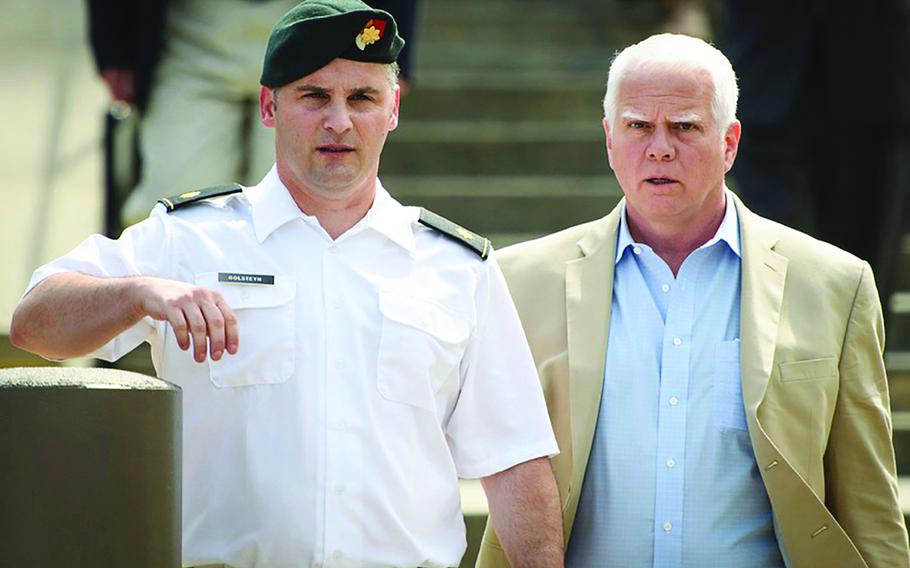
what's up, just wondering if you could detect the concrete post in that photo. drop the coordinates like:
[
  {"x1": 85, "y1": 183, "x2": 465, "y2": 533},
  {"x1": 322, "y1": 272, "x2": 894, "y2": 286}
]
[{"x1": 0, "y1": 367, "x2": 181, "y2": 567}]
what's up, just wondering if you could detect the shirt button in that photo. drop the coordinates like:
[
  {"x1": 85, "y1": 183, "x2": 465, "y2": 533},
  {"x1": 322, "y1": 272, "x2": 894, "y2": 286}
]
[
  {"x1": 669, "y1": 396, "x2": 679, "y2": 406},
  {"x1": 666, "y1": 458, "x2": 676, "y2": 468},
  {"x1": 333, "y1": 485, "x2": 345, "y2": 495},
  {"x1": 672, "y1": 337, "x2": 682, "y2": 346},
  {"x1": 333, "y1": 551, "x2": 344, "y2": 560},
  {"x1": 661, "y1": 283, "x2": 670, "y2": 293},
  {"x1": 334, "y1": 359, "x2": 343, "y2": 370},
  {"x1": 334, "y1": 419, "x2": 347, "y2": 430},
  {"x1": 663, "y1": 521, "x2": 673, "y2": 532},
  {"x1": 633, "y1": 246, "x2": 642, "y2": 255}
]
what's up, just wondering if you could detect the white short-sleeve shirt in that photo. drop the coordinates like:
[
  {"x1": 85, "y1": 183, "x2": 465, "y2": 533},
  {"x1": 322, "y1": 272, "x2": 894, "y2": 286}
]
[{"x1": 26, "y1": 166, "x2": 558, "y2": 568}]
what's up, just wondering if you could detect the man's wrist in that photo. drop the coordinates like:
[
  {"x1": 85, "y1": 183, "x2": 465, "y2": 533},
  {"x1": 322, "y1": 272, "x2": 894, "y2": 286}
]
[{"x1": 123, "y1": 276, "x2": 152, "y2": 323}]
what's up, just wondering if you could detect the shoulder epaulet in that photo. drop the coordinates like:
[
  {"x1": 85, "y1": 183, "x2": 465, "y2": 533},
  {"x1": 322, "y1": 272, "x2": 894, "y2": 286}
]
[
  {"x1": 417, "y1": 208, "x2": 491, "y2": 260},
  {"x1": 158, "y1": 183, "x2": 243, "y2": 212}
]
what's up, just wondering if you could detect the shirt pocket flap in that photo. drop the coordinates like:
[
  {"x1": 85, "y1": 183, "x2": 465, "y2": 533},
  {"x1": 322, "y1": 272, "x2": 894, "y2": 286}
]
[
  {"x1": 195, "y1": 272, "x2": 295, "y2": 309},
  {"x1": 379, "y1": 292, "x2": 469, "y2": 344},
  {"x1": 779, "y1": 357, "x2": 837, "y2": 382}
]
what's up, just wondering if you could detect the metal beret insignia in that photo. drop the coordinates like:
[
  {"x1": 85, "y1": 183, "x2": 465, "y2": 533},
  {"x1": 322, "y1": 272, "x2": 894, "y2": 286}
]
[{"x1": 355, "y1": 19, "x2": 386, "y2": 50}]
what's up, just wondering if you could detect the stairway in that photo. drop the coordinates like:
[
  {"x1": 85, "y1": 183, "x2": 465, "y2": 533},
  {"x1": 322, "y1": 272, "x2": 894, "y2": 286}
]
[{"x1": 381, "y1": 0, "x2": 673, "y2": 248}]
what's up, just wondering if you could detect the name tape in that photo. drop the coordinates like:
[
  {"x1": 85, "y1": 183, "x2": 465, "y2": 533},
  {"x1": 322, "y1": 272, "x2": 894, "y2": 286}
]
[{"x1": 217, "y1": 272, "x2": 275, "y2": 285}]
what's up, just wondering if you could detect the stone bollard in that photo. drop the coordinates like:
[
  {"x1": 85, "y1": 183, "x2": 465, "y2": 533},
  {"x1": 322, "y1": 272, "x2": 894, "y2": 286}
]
[{"x1": 0, "y1": 367, "x2": 181, "y2": 567}]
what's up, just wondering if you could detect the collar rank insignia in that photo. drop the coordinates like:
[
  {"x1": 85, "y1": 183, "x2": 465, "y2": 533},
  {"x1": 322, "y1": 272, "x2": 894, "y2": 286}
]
[
  {"x1": 158, "y1": 183, "x2": 243, "y2": 212},
  {"x1": 355, "y1": 19, "x2": 385, "y2": 51},
  {"x1": 418, "y1": 208, "x2": 491, "y2": 260}
]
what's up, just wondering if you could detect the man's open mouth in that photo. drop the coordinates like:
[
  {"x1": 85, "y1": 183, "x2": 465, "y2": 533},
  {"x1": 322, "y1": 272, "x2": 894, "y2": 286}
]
[
  {"x1": 317, "y1": 144, "x2": 354, "y2": 154},
  {"x1": 645, "y1": 177, "x2": 677, "y2": 185}
]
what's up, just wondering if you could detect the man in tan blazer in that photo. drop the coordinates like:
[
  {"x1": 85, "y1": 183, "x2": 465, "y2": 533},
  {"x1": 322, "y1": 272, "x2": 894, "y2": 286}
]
[{"x1": 478, "y1": 34, "x2": 909, "y2": 567}]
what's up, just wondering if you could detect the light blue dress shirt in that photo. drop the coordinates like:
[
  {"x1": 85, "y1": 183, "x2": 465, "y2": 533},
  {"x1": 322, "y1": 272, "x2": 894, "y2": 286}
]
[{"x1": 566, "y1": 193, "x2": 785, "y2": 568}]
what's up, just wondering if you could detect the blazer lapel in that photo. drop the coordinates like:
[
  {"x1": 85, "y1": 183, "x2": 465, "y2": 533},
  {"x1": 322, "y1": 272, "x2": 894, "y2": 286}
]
[
  {"x1": 565, "y1": 204, "x2": 621, "y2": 505},
  {"x1": 736, "y1": 194, "x2": 788, "y2": 416}
]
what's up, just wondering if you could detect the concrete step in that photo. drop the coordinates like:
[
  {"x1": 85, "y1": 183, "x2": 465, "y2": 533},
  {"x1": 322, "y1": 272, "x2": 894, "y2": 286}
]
[
  {"x1": 886, "y1": 294, "x2": 910, "y2": 350},
  {"x1": 419, "y1": 0, "x2": 664, "y2": 36},
  {"x1": 417, "y1": 42, "x2": 623, "y2": 71},
  {"x1": 384, "y1": 174, "x2": 621, "y2": 234},
  {"x1": 383, "y1": 119, "x2": 609, "y2": 178},
  {"x1": 889, "y1": 370, "x2": 910, "y2": 410},
  {"x1": 901, "y1": 477, "x2": 910, "y2": 528},
  {"x1": 415, "y1": 0, "x2": 668, "y2": 70},
  {"x1": 379, "y1": 144, "x2": 610, "y2": 175},
  {"x1": 893, "y1": 412, "x2": 910, "y2": 473},
  {"x1": 419, "y1": 20, "x2": 625, "y2": 45},
  {"x1": 421, "y1": 0, "x2": 631, "y2": 24},
  {"x1": 403, "y1": 79, "x2": 605, "y2": 121},
  {"x1": 413, "y1": 68, "x2": 610, "y2": 91},
  {"x1": 390, "y1": 120, "x2": 603, "y2": 143}
]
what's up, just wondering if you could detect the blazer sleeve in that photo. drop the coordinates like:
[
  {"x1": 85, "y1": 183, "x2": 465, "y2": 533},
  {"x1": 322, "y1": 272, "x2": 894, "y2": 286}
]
[
  {"x1": 824, "y1": 262, "x2": 910, "y2": 566},
  {"x1": 84, "y1": 0, "x2": 167, "y2": 109},
  {"x1": 86, "y1": 0, "x2": 135, "y2": 72}
]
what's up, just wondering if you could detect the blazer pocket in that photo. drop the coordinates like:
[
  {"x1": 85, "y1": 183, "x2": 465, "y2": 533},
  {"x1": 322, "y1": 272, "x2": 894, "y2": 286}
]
[{"x1": 778, "y1": 357, "x2": 837, "y2": 383}]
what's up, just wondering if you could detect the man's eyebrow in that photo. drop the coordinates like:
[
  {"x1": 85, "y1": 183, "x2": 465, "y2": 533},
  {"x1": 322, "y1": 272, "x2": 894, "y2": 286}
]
[
  {"x1": 292, "y1": 85, "x2": 383, "y2": 95},
  {"x1": 620, "y1": 111, "x2": 650, "y2": 122},
  {"x1": 348, "y1": 86, "x2": 381, "y2": 95},
  {"x1": 667, "y1": 112, "x2": 704, "y2": 123},
  {"x1": 293, "y1": 84, "x2": 328, "y2": 93}
]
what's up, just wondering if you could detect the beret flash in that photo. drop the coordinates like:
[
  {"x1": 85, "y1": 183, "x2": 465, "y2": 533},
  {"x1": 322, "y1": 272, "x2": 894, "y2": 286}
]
[{"x1": 260, "y1": 0, "x2": 405, "y2": 88}]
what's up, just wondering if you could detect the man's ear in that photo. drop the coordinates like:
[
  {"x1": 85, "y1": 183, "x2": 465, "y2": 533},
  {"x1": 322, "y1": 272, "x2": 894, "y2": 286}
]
[
  {"x1": 723, "y1": 120, "x2": 742, "y2": 172},
  {"x1": 603, "y1": 117, "x2": 614, "y2": 169},
  {"x1": 388, "y1": 85, "x2": 401, "y2": 132},
  {"x1": 260, "y1": 86, "x2": 276, "y2": 128}
]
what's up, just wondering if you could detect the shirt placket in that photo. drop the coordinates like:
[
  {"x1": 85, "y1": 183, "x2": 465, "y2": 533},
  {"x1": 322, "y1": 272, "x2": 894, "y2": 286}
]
[
  {"x1": 321, "y1": 243, "x2": 356, "y2": 567},
  {"x1": 652, "y1": 253, "x2": 700, "y2": 568}
]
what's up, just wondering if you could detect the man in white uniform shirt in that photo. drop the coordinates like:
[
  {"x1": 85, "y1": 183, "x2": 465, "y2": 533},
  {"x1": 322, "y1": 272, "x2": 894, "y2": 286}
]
[{"x1": 10, "y1": 1, "x2": 563, "y2": 566}]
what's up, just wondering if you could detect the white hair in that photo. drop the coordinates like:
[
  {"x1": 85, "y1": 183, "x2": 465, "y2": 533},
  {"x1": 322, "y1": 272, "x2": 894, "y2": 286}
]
[{"x1": 603, "y1": 33, "x2": 738, "y2": 131}]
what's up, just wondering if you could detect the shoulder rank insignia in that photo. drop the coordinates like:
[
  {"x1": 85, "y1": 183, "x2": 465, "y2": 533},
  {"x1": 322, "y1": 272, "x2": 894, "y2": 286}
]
[
  {"x1": 158, "y1": 183, "x2": 243, "y2": 212},
  {"x1": 418, "y1": 208, "x2": 491, "y2": 260}
]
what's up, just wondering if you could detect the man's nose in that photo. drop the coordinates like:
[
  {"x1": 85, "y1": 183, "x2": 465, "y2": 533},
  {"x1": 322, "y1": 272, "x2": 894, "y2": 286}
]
[
  {"x1": 646, "y1": 128, "x2": 675, "y2": 161},
  {"x1": 323, "y1": 101, "x2": 353, "y2": 134}
]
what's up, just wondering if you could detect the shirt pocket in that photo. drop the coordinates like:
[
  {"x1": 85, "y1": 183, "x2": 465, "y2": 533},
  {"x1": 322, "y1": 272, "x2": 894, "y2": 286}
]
[
  {"x1": 713, "y1": 339, "x2": 747, "y2": 430},
  {"x1": 376, "y1": 291, "x2": 470, "y2": 412},
  {"x1": 195, "y1": 272, "x2": 296, "y2": 388}
]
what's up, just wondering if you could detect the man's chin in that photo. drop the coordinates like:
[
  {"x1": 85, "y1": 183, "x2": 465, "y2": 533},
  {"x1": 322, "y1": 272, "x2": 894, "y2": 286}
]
[{"x1": 309, "y1": 170, "x2": 374, "y2": 194}]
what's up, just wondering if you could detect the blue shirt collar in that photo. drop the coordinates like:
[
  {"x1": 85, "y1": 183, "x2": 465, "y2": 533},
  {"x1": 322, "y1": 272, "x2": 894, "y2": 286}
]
[{"x1": 616, "y1": 188, "x2": 741, "y2": 264}]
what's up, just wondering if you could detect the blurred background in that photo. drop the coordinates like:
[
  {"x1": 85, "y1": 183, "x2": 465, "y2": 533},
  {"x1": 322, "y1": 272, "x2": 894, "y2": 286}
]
[{"x1": 2, "y1": 0, "x2": 909, "y2": 564}]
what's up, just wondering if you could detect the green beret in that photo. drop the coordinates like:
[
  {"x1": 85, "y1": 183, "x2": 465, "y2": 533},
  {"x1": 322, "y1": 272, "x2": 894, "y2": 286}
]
[{"x1": 260, "y1": 0, "x2": 405, "y2": 88}]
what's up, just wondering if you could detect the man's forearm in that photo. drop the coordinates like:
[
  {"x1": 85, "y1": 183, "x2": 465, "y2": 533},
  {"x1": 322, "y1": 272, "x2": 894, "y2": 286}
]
[
  {"x1": 481, "y1": 457, "x2": 564, "y2": 567},
  {"x1": 10, "y1": 273, "x2": 145, "y2": 360}
]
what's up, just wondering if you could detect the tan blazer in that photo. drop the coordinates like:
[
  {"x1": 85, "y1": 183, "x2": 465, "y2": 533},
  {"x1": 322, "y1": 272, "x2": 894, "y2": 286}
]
[{"x1": 477, "y1": 195, "x2": 909, "y2": 568}]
